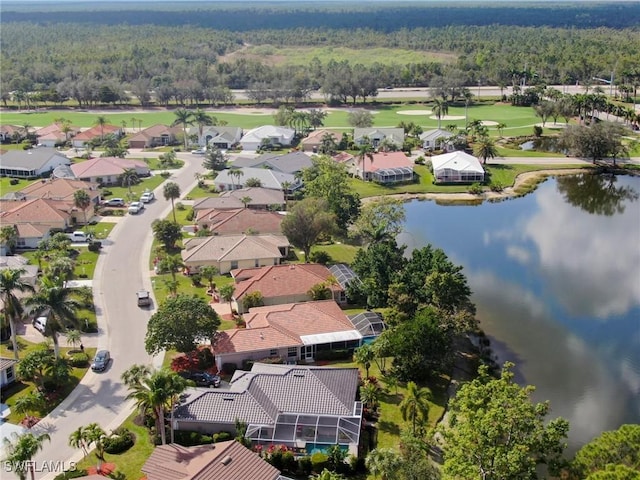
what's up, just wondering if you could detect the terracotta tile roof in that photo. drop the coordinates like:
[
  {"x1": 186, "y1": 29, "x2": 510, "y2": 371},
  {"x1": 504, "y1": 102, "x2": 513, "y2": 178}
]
[
  {"x1": 214, "y1": 300, "x2": 356, "y2": 354},
  {"x1": 0, "y1": 198, "x2": 72, "y2": 224},
  {"x1": 232, "y1": 263, "x2": 342, "y2": 301},
  {"x1": 15, "y1": 223, "x2": 50, "y2": 238},
  {"x1": 195, "y1": 208, "x2": 284, "y2": 235},
  {"x1": 182, "y1": 235, "x2": 288, "y2": 264},
  {"x1": 141, "y1": 441, "x2": 281, "y2": 480},
  {"x1": 332, "y1": 152, "x2": 354, "y2": 163},
  {"x1": 71, "y1": 157, "x2": 149, "y2": 178},
  {"x1": 73, "y1": 124, "x2": 121, "y2": 141},
  {"x1": 19, "y1": 178, "x2": 100, "y2": 201},
  {"x1": 300, "y1": 129, "x2": 340, "y2": 145},
  {"x1": 357, "y1": 151, "x2": 414, "y2": 173}
]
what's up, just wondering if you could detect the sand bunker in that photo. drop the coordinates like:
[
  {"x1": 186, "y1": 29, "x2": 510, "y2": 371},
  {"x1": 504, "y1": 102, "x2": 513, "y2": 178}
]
[
  {"x1": 430, "y1": 115, "x2": 465, "y2": 121},
  {"x1": 536, "y1": 122, "x2": 567, "y2": 128},
  {"x1": 481, "y1": 120, "x2": 499, "y2": 126},
  {"x1": 397, "y1": 109, "x2": 432, "y2": 116}
]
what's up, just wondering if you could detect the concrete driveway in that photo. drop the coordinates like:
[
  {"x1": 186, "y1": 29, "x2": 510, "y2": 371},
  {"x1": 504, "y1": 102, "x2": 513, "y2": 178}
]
[{"x1": 14, "y1": 152, "x2": 203, "y2": 480}]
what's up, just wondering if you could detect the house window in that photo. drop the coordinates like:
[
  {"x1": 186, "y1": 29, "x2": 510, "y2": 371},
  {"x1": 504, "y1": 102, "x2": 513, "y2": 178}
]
[
  {"x1": 6, "y1": 366, "x2": 14, "y2": 380},
  {"x1": 17, "y1": 238, "x2": 26, "y2": 247},
  {"x1": 287, "y1": 347, "x2": 297, "y2": 358},
  {"x1": 230, "y1": 261, "x2": 238, "y2": 270},
  {"x1": 255, "y1": 259, "x2": 260, "y2": 267},
  {"x1": 270, "y1": 349, "x2": 278, "y2": 356}
]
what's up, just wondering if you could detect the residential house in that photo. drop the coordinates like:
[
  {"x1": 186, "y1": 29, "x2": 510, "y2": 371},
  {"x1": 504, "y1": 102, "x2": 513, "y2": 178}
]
[
  {"x1": 0, "y1": 148, "x2": 71, "y2": 178},
  {"x1": 71, "y1": 124, "x2": 123, "y2": 148},
  {"x1": 71, "y1": 157, "x2": 150, "y2": 185},
  {"x1": 299, "y1": 129, "x2": 340, "y2": 153},
  {"x1": 0, "y1": 199, "x2": 73, "y2": 248},
  {"x1": 190, "y1": 125, "x2": 243, "y2": 150},
  {"x1": 1, "y1": 125, "x2": 24, "y2": 143},
  {"x1": 213, "y1": 300, "x2": 365, "y2": 370},
  {"x1": 193, "y1": 187, "x2": 285, "y2": 211},
  {"x1": 141, "y1": 441, "x2": 287, "y2": 480},
  {"x1": 127, "y1": 124, "x2": 181, "y2": 149},
  {"x1": 420, "y1": 128, "x2": 455, "y2": 151},
  {"x1": 195, "y1": 208, "x2": 284, "y2": 235},
  {"x1": 353, "y1": 127, "x2": 404, "y2": 149},
  {"x1": 0, "y1": 255, "x2": 39, "y2": 285},
  {"x1": 230, "y1": 263, "x2": 345, "y2": 314},
  {"x1": 181, "y1": 234, "x2": 289, "y2": 274},
  {"x1": 332, "y1": 152, "x2": 355, "y2": 165},
  {"x1": 0, "y1": 358, "x2": 17, "y2": 388},
  {"x1": 431, "y1": 151, "x2": 485, "y2": 183},
  {"x1": 173, "y1": 363, "x2": 362, "y2": 456},
  {"x1": 347, "y1": 150, "x2": 414, "y2": 183},
  {"x1": 239, "y1": 126, "x2": 295, "y2": 152},
  {"x1": 35, "y1": 123, "x2": 81, "y2": 147},
  {"x1": 232, "y1": 152, "x2": 312, "y2": 175},
  {"x1": 213, "y1": 168, "x2": 300, "y2": 193},
  {"x1": 17, "y1": 177, "x2": 101, "y2": 220}
]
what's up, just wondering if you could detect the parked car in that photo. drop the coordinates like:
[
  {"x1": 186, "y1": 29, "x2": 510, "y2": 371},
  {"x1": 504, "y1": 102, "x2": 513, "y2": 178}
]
[
  {"x1": 178, "y1": 371, "x2": 221, "y2": 388},
  {"x1": 91, "y1": 350, "x2": 111, "y2": 372},
  {"x1": 191, "y1": 148, "x2": 206, "y2": 155},
  {"x1": 128, "y1": 201, "x2": 144, "y2": 214},
  {"x1": 103, "y1": 198, "x2": 125, "y2": 207},
  {"x1": 33, "y1": 316, "x2": 48, "y2": 334},
  {"x1": 140, "y1": 191, "x2": 154, "y2": 203},
  {"x1": 136, "y1": 289, "x2": 151, "y2": 307},
  {"x1": 66, "y1": 231, "x2": 91, "y2": 243}
]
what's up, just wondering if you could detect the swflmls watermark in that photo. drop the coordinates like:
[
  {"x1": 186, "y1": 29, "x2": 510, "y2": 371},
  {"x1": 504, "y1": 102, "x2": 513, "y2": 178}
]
[{"x1": 3, "y1": 460, "x2": 77, "y2": 473}]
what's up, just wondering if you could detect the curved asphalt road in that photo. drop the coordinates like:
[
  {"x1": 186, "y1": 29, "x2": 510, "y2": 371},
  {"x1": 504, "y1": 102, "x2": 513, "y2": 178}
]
[{"x1": 16, "y1": 154, "x2": 203, "y2": 480}]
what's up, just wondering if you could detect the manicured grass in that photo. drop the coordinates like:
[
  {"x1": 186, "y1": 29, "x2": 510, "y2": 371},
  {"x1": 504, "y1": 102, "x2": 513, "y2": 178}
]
[
  {"x1": 0, "y1": 177, "x2": 32, "y2": 194},
  {"x1": 495, "y1": 146, "x2": 562, "y2": 158},
  {"x1": 329, "y1": 359, "x2": 447, "y2": 451},
  {"x1": 140, "y1": 157, "x2": 184, "y2": 170},
  {"x1": 310, "y1": 242, "x2": 360, "y2": 265},
  {"x1": 0, "y1": 103, "x2": 546, "y2": 132},
  {"x1": 101, "y1": 174, "x2": 166, "y2": 201},
  {"x1": 0, "y1": 339, "x2": 96, "y2": 424},
  {"x1": 185, "y1": 183, "x2": 217, "y2": 199},
  {"x1": 73, "y1": 412, "x2": 156, "y2": 480},
  {"x1": 484, "y1": 163, "x2": 591, "y2": 188}
]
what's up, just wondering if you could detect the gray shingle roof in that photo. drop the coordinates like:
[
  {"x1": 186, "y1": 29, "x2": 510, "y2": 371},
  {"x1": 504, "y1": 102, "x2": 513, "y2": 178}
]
[
  {"x1": 232, "y1": 152, "x2": 313, "y2": 174},
  {"x1": 174, "y1": 364, "x2": 359, "y2": 426},
  {"x1": 0, "y1": 148, "x2": 69, "y2": 170}
]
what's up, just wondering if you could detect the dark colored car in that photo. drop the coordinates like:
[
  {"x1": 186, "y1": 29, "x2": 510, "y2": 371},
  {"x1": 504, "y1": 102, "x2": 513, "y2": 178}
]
[
  {"x1": 136, "y1": 290, "x2": 151, "y2": 307},
  {"x1": 91, "y1": 350, "x2": 111, "y2": 372},
  {"x1": 179, "y1": 371, "x2": 221, "y2": 388}
]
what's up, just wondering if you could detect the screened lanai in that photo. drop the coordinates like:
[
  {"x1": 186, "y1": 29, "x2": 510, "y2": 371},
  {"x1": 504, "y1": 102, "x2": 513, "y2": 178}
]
[
  {"x1": 349, "y1": 311, "x2": 386, "y2": 338},
  {"x1": 372, "y1": 166, "x2": 414, "y2": 184},
  {"x1": 245, "y1": 404, "x2": 363, "y2": 452}
]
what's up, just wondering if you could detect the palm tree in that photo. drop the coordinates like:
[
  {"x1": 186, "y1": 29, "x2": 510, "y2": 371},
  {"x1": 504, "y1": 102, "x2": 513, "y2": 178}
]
[
  {"x1": 280, "y1": 181, "x2": 292, "y2": 211},
  {"x1": 158, "y1": 255, "x2": 183, "y2": 283},
  {"x1": 365, "y1": 448, "x2": 402, "y2": 480},
  {"x1": 240, "y1": 196, "x2": 252, "y2": 208},
  {"x1": 119, "y1": 168, "x2": 139, "y2": 200},
  {"x1": 219, "y1": 284, "x2": 235, "y2": 312},
  {"x1": 163, "y1": 181, "x2": 181, "y2": 223},
  {"x1": 124, "y1": 368, "x2": 188, "y2": 445},
  {"x1": 94, "y1": 116, "x2": 108, "y2": 142},
  {"x1": 313, "y1": 469, "x2": 345, "y2": 480},
  {"x1": 462, "y1": 88, "x2": 474, "y2": 127},
  {"x1": 171, "y1": 108, "x2": 194, "y2": 150},
  {"x1": 432, "y1": 98, "x2": 449, "y2": 129},
  {"x1": 25, "y1": 281, "x2": 85, "y2": 358},
  {"x1": 21, "y1": 122, "x2": 32, "y2": 142},
  {"x1": 353, "y1": 344, "x2": 375, "y2": 378},
  {"x1": 496, "y1": 122, "x2": 507, "y2": 137},
  {"x1": 229, "y1": 169, "x2": 244, "y2": 190},
  {"x1": 0, "y1": 268, "x2": 35, "y2": 360},
  {"x1": 68, "y1": 426, "x2": 90, "y2": 458},
  {"x1": 65, "y1": 329, "x2": 82, "y2": 350},
  {"x1": 199, "y1": 265, "x2": 219, "y2": 293},
  {"x1": 360, "y1": 381, "x2": 380, "y2": 410},
  {"x1": 356, "y1": 137, "x2": 374, "y2": 181},
  {"x1": 400, "y1": 381, "x2": 431, "y2": 435},
  {"x1": 3, "y1": 431, "x2": 51, "y2": 480},
  {"x1": 192, "y1": 108, "x2": 213, "y2": 145},
  {"x1": 473, "y1": 135, "x2": 498, "y2": 165},
  {"x1": 0, "y1": 225, "x2": 19, "y2": 254},
  {"x1": 121, "y1": 363, "x2": 152, "y2": 388},
  {"x1": 73, "y1": 189, "x2": 92, "y2": 226}
]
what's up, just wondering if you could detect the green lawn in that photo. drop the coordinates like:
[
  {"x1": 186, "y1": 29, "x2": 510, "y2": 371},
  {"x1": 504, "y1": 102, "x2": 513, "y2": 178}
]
[
  {"x1": 73, "y1": 412, "x2": 156, "y2": 480},
  {"x1": 0, "y1": 339, "x2": 96, "y2": 424},
  {"x1": 310, "y1": 242, "x2": 360, "y2": 265},
  {"x1": 0, "y1": 103, "x2": 548, "y2": 133},
  {"x1": 140, "y1": 157, "x2": 184, "y2": 170},
  {"x1": 101, "y1": 174, "x2": 166, "y2": 201},
  {"x1": 184, "y1": 183, "x2": 217, "y2": 199},
  {"x1": 0, "y1": 177, "x2": 32, "y2": 194}
]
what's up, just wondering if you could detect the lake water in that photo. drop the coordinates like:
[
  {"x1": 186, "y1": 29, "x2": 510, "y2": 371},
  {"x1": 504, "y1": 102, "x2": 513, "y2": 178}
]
[{"x1": 399, "y1": 174, "x2": 640, "y2": 452}]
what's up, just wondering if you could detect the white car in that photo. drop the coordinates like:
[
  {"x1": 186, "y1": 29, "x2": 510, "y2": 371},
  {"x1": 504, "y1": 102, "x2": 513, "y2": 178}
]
[
  {"x1": 191, "y1": 148, "x2": 206, "y2": 155},
  {"x1": 140, "y1": 191, "x2": 154, "y2": 203},
  {"x1": 128, "y1": 201, "x2": 145, "y2": 214}
]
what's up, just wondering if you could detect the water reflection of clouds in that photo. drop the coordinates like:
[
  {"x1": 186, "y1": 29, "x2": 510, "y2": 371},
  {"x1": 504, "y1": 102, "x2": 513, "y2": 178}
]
[
  {"x1": 521, "y1": 185, "x2": 640, "y2": 318},
  {"x1": 470, "y1": 270, "x2": 633, "y2": 451}
]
